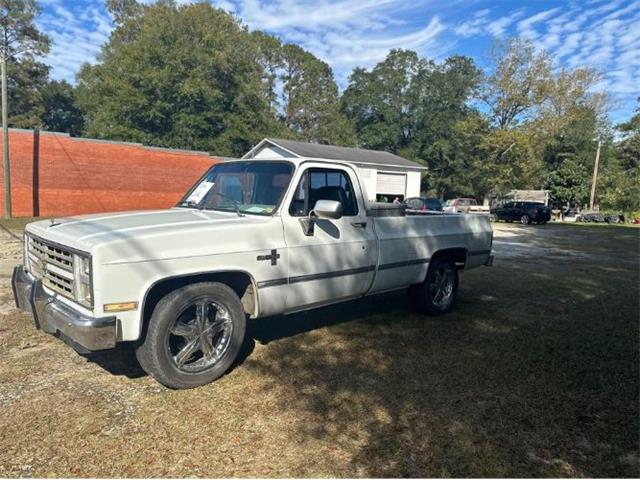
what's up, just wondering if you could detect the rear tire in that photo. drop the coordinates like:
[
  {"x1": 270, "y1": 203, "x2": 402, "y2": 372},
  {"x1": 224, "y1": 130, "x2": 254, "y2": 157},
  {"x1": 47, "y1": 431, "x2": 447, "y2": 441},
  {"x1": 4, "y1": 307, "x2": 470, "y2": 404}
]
[
  {"x1": 409, "y1": 257, "x2": 459, "y2": 315},
  {"x1": 136, "y1": 282, "x2": 246, "y2": 389}
]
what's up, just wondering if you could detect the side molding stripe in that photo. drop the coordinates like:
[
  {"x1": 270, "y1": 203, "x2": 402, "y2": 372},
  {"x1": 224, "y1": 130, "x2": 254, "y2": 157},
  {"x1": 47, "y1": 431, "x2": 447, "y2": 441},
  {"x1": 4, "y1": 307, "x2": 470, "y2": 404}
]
[
  {"x1": 257, "y1": 257, "x2": 433, "y2": 289},
  {"x1": 377, "y1": 257, "x2": 430, "y2": 270},
  {"x1": 256, "y1": 278, "x2": 288, "y2": 288},
  {"x1": 289, "y1": 265, "x2": 375, "y2": 284}
]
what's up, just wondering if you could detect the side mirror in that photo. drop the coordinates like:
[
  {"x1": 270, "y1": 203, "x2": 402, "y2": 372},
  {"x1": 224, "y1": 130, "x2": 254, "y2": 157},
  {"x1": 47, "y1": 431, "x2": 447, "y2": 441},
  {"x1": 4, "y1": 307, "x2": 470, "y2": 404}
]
[{"x1": 311, "y1": 200, "x2": 343, "y2": 220}]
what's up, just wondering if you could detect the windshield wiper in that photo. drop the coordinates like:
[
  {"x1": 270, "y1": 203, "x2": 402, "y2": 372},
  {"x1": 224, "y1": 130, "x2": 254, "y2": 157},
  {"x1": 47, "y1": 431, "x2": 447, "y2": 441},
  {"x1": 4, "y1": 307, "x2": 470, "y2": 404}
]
[
  {"x1": 180, "y1": 200, "x2": 205, "y2": 210},
  {"x1": 233, "y1": 202, "x2": 245, "y2": 217}
]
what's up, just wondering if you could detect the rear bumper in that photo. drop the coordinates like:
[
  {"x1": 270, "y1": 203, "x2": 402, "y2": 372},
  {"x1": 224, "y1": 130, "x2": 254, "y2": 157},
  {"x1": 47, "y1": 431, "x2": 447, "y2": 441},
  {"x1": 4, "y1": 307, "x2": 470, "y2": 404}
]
[{"x1": 12, "y1": 265, "x2": 116, "y2": 352}]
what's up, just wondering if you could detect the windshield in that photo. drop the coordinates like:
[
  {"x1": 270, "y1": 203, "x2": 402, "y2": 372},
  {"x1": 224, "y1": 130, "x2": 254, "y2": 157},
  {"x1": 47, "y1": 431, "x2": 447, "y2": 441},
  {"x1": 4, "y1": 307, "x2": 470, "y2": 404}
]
[{"x1": 177, "y1": 161, "x2": 293, "y2": 216}]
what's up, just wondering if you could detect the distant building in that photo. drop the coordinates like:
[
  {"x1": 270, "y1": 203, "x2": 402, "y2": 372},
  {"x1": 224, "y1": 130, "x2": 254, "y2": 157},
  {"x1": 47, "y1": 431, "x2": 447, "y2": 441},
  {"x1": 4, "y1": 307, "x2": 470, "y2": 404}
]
[{"x1": 243, "y1": 138, "x2": 425, "y2": 202}]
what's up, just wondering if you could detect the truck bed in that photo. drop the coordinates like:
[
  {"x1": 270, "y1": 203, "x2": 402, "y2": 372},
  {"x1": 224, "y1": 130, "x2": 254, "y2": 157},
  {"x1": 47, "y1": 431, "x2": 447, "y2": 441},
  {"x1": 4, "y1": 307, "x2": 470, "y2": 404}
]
[{"x1": 367, "y1": 213, "x2": 492, "y2": 293}]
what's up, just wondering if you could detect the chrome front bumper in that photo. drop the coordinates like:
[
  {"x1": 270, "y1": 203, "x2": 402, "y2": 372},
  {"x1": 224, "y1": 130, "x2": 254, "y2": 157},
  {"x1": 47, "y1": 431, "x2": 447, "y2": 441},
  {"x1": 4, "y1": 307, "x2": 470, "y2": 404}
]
[{"x1": 12, "y1": 265, "x2": 116, "y2": 352}]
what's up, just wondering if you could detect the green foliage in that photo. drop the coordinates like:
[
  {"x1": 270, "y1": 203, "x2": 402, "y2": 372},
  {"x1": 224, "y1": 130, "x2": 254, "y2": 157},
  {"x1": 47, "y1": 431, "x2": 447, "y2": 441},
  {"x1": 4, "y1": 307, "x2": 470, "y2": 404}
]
[
  {"x1": 0, "y1": 0, "x2": 50, "y2": 60},
  {"x1": 1, "y1": 0, "x2": 51, "y2": 128},
  {"x1": 40, "y1": 80, "x2": 84, "y2": 135},
  {"x1": 77, "y1": 2, "x2": 282, "y2": 156},
  {"x1": 477, "y1": 39, "x2": 605, "y2": 201},
  {"x1": 599, "y1": 99, "x2": 640, "y2": 212},
  {"x1": 545, "y1": 159, "x2": 590, "y2": 207},
  {"x1": 615, "y1": 98, "x2": 640, "y2": 172},
  {"x1": 76, "y1": 1, "x2": 352, "y2": 155},
  {"x1": 280, "y1": 43, "x2": 354, "y2": 145},
  {"x1": 341, "y1": 50, "x2": 482, "y2": 197},
  {"x1": 481, "y1": 127, "x2": 544, "y2": 192},
  {"x1": 480, "y1": 38, "x2": 553, "y2": 129},
  {"x1": 5, "y1": 58, "x2": 48, "y2": 127}
]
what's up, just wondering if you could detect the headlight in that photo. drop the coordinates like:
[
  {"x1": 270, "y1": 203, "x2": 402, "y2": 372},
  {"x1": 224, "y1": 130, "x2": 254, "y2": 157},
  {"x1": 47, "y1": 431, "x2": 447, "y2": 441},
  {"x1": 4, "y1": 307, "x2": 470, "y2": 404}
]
[{"x1": 73, "y1": 253, "x2": 93, "y2": 308}]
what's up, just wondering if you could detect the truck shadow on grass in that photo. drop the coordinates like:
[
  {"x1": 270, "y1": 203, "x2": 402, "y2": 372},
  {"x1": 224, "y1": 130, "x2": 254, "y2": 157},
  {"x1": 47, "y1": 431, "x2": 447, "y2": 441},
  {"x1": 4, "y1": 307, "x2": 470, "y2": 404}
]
[{"x1": 84, "y1": 289, "x2": 411, "y2": 380}]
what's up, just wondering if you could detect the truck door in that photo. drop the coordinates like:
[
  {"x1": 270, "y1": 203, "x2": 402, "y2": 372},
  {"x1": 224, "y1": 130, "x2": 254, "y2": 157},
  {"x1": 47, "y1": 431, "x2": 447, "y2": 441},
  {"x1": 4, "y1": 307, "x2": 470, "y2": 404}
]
[{"x1": 281, "y1": 163, "x2": 377, "y2": 311}]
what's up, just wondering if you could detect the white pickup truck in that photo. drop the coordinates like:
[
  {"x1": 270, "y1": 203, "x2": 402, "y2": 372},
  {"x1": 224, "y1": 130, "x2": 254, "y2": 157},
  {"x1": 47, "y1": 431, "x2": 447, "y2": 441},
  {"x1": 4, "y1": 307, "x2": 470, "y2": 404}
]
[{"x1": 13, "y1": 157, "x2": 493, "y2": 388}]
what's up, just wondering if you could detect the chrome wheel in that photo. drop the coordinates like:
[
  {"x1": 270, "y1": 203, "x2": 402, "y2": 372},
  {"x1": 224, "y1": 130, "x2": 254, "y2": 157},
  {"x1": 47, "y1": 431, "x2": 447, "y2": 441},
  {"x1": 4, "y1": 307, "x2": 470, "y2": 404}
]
[
  {"x1": 428, "y1": 265, "x2": 455, "y2": 308},
  {"x1": 167, "y1": 299, "x2": 233, "y2": 373}
]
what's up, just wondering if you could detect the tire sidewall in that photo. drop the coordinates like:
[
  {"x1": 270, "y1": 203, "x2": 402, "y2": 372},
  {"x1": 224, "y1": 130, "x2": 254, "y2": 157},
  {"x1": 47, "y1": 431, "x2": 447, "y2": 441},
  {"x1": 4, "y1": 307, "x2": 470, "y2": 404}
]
[
  {"x1": 410, "y1": 257, "x2": 459, "y2": 315},
  {"x1": 141, "y1": 282, "x2": 246, "y2": 389},
  {"x1": 521, "y1": 214, "x2": 530, "y2": 225}
]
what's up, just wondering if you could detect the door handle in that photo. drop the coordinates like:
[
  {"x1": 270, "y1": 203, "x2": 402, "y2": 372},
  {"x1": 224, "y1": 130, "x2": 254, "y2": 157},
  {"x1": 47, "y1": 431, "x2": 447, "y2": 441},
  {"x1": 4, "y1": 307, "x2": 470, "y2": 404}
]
[{"x1": 351, "y1": 221, "x2": 367, "y2": 228}]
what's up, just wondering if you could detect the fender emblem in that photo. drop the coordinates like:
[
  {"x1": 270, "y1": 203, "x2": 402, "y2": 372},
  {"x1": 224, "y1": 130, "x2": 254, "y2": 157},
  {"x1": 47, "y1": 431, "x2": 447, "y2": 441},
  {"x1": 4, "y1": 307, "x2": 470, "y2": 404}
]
[{"x1": 257, "y1": 249, "x2": 280, "y2": 266}]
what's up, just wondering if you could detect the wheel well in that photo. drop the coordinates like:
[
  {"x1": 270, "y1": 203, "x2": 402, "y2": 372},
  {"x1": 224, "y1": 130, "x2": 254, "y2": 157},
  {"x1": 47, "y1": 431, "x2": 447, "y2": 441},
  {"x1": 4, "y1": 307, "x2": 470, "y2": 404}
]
[
  {"x1": 140, "y1": 271, "x2": 256, "y2": 338},
  {"x1": 431, "y1": 248, "x2": 467, "y2": 270}
]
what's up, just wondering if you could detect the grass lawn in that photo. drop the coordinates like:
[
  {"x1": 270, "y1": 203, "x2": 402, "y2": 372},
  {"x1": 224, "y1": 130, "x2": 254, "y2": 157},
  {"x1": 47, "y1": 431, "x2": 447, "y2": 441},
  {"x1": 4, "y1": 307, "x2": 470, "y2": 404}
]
[{"x1": 0, "y1": 222, "x2": 638, "y2": 477}]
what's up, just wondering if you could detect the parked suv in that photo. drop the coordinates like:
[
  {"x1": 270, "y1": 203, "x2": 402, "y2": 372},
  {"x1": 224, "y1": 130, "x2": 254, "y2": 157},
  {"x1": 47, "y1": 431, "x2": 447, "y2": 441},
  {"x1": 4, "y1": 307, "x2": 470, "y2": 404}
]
[
  {"x1": 490, "y1": 201, "x2": 551, "y2": 225},
  {"x1": 404, "y1": 197, "x2": 443, "y2": 212}
]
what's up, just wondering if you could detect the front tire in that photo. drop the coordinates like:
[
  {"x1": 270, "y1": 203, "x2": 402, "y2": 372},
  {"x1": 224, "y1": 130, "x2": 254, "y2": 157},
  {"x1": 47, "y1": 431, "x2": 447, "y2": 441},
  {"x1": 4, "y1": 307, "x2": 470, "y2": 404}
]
[
  {"x1": 136, "y1": 282, "x2": 246, "y2": 389},
  {"x1": 520, "y1": 214, "x2": 531, "y2": 225},
  {"x1": 409, "y1": 257, "x2": 459, "y2": 315}
]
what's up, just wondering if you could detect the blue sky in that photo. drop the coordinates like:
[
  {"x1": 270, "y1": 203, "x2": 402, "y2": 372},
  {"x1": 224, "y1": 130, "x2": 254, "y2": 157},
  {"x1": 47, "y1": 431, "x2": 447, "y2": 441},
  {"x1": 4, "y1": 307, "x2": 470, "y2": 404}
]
[{"x1": 37, "y1": 0, "x2": 639, "y2": 123}]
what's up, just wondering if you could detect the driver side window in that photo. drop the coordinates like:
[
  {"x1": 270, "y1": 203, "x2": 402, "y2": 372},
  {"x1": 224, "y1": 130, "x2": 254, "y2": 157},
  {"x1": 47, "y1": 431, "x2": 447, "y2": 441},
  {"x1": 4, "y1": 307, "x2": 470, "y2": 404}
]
[{"x1": 289, "y1": 168, "x2": 358, "y2": 217}]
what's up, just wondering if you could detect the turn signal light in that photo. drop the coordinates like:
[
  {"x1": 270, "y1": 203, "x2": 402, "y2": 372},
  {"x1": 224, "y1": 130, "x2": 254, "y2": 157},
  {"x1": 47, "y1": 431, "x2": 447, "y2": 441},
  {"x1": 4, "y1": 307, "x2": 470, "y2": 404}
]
[{"x1": 103, "y1": 302, "x2": 138, "y2": 313}]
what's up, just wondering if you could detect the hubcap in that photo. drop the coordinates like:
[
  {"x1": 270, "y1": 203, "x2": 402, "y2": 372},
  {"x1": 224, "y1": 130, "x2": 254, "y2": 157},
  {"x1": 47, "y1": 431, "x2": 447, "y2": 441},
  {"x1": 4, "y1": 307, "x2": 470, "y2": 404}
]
[
  {"x1": 167, "y1": 299, "x2": 233, "y2": 373},
  {"x1": 429, "y1": 266, "x2": 454, "y2": 307}
]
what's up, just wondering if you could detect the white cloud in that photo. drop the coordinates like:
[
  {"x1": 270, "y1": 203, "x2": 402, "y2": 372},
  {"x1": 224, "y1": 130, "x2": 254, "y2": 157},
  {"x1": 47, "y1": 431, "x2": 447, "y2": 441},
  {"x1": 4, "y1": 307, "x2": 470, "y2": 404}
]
[
  {"x1": 216, "y1": 0, "x2": 448, "y2": 86},
  {"x1": 454, "y1": 9, "x2": 490, "y2": 37},
  {"x1": 486, "y1": 10, "x2": 524, "y2": 38},
  {"x1": 452, "y1": 0, "x2": 640, "y2": 121},
  {"x1": 516, "y1": 7, "x2": 562, "y2": 40},
  {"x1": 37, "y1": 0, "x2": 112, "y2": 82}
]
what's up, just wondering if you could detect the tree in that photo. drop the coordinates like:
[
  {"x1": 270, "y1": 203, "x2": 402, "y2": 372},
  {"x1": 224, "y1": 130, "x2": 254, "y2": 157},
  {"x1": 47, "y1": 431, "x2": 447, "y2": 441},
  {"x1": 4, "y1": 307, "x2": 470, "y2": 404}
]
[
  {"x1": 5, "y1": 57, "x2": 48, "y2": 127},
  {"x1": 280, "y1": 44, "x2": 354, "y2": 145},
  {"x1": 615, "y1": 98, "x2": 640, "y2": 172},
  {"x1": 599, "y1": 99, "x2": 640, "y2": 212},
  {"x1": 0, "y1": 0, "x2": 51, "y2": 217},
  {"x1": 481, "y1": 127, "x2": 544, "y2": 193},
  {"x1": 342, "y1": 50, "x2": 483, "y2": 197},
  {"x1": 479, "y1": 38, "x2": 609, "y2": 200},
  {"x1": 250, "y1": 31, "x2": 283, "y2": 116},
  {"x1": 342, "y1": 50, "x2": 424, "y2": 153},
  {"x1": 480, "y1": 38, "x2": 552, "y2": 129},
  {"x1": 40, "y1": 80, "x2": 84, "y2": 135},
  {"x1": 545, "y1": 159, "x2": 590, "y2": 208},
  {"x1": 77, "y1": 2, "x2": 280, "y2": 157}
]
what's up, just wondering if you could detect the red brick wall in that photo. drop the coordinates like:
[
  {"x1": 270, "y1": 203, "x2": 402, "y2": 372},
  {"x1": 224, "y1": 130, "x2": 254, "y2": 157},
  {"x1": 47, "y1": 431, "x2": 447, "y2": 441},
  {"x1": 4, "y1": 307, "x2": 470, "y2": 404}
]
[{"x1": 0, "y1": 129, "x2": 220, "y2": 217}]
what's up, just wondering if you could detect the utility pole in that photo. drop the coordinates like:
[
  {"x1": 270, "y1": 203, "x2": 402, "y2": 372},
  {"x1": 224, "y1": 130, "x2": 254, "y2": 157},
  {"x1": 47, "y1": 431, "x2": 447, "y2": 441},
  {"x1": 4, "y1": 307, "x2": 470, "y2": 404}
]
[
  {"x1": 1, "y1": 57, "x2": 10, "y2": 218},
  {"x1": 589, "y1": 139, "x2": 602, "y2": 211}
]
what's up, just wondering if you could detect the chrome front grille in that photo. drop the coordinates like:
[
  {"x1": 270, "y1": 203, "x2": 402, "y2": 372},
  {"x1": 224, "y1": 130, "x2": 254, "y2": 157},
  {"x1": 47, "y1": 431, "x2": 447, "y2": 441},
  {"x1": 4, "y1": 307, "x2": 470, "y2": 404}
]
[{"x1": 27, "y1": 236, "x2": 76, "y2": 300}]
